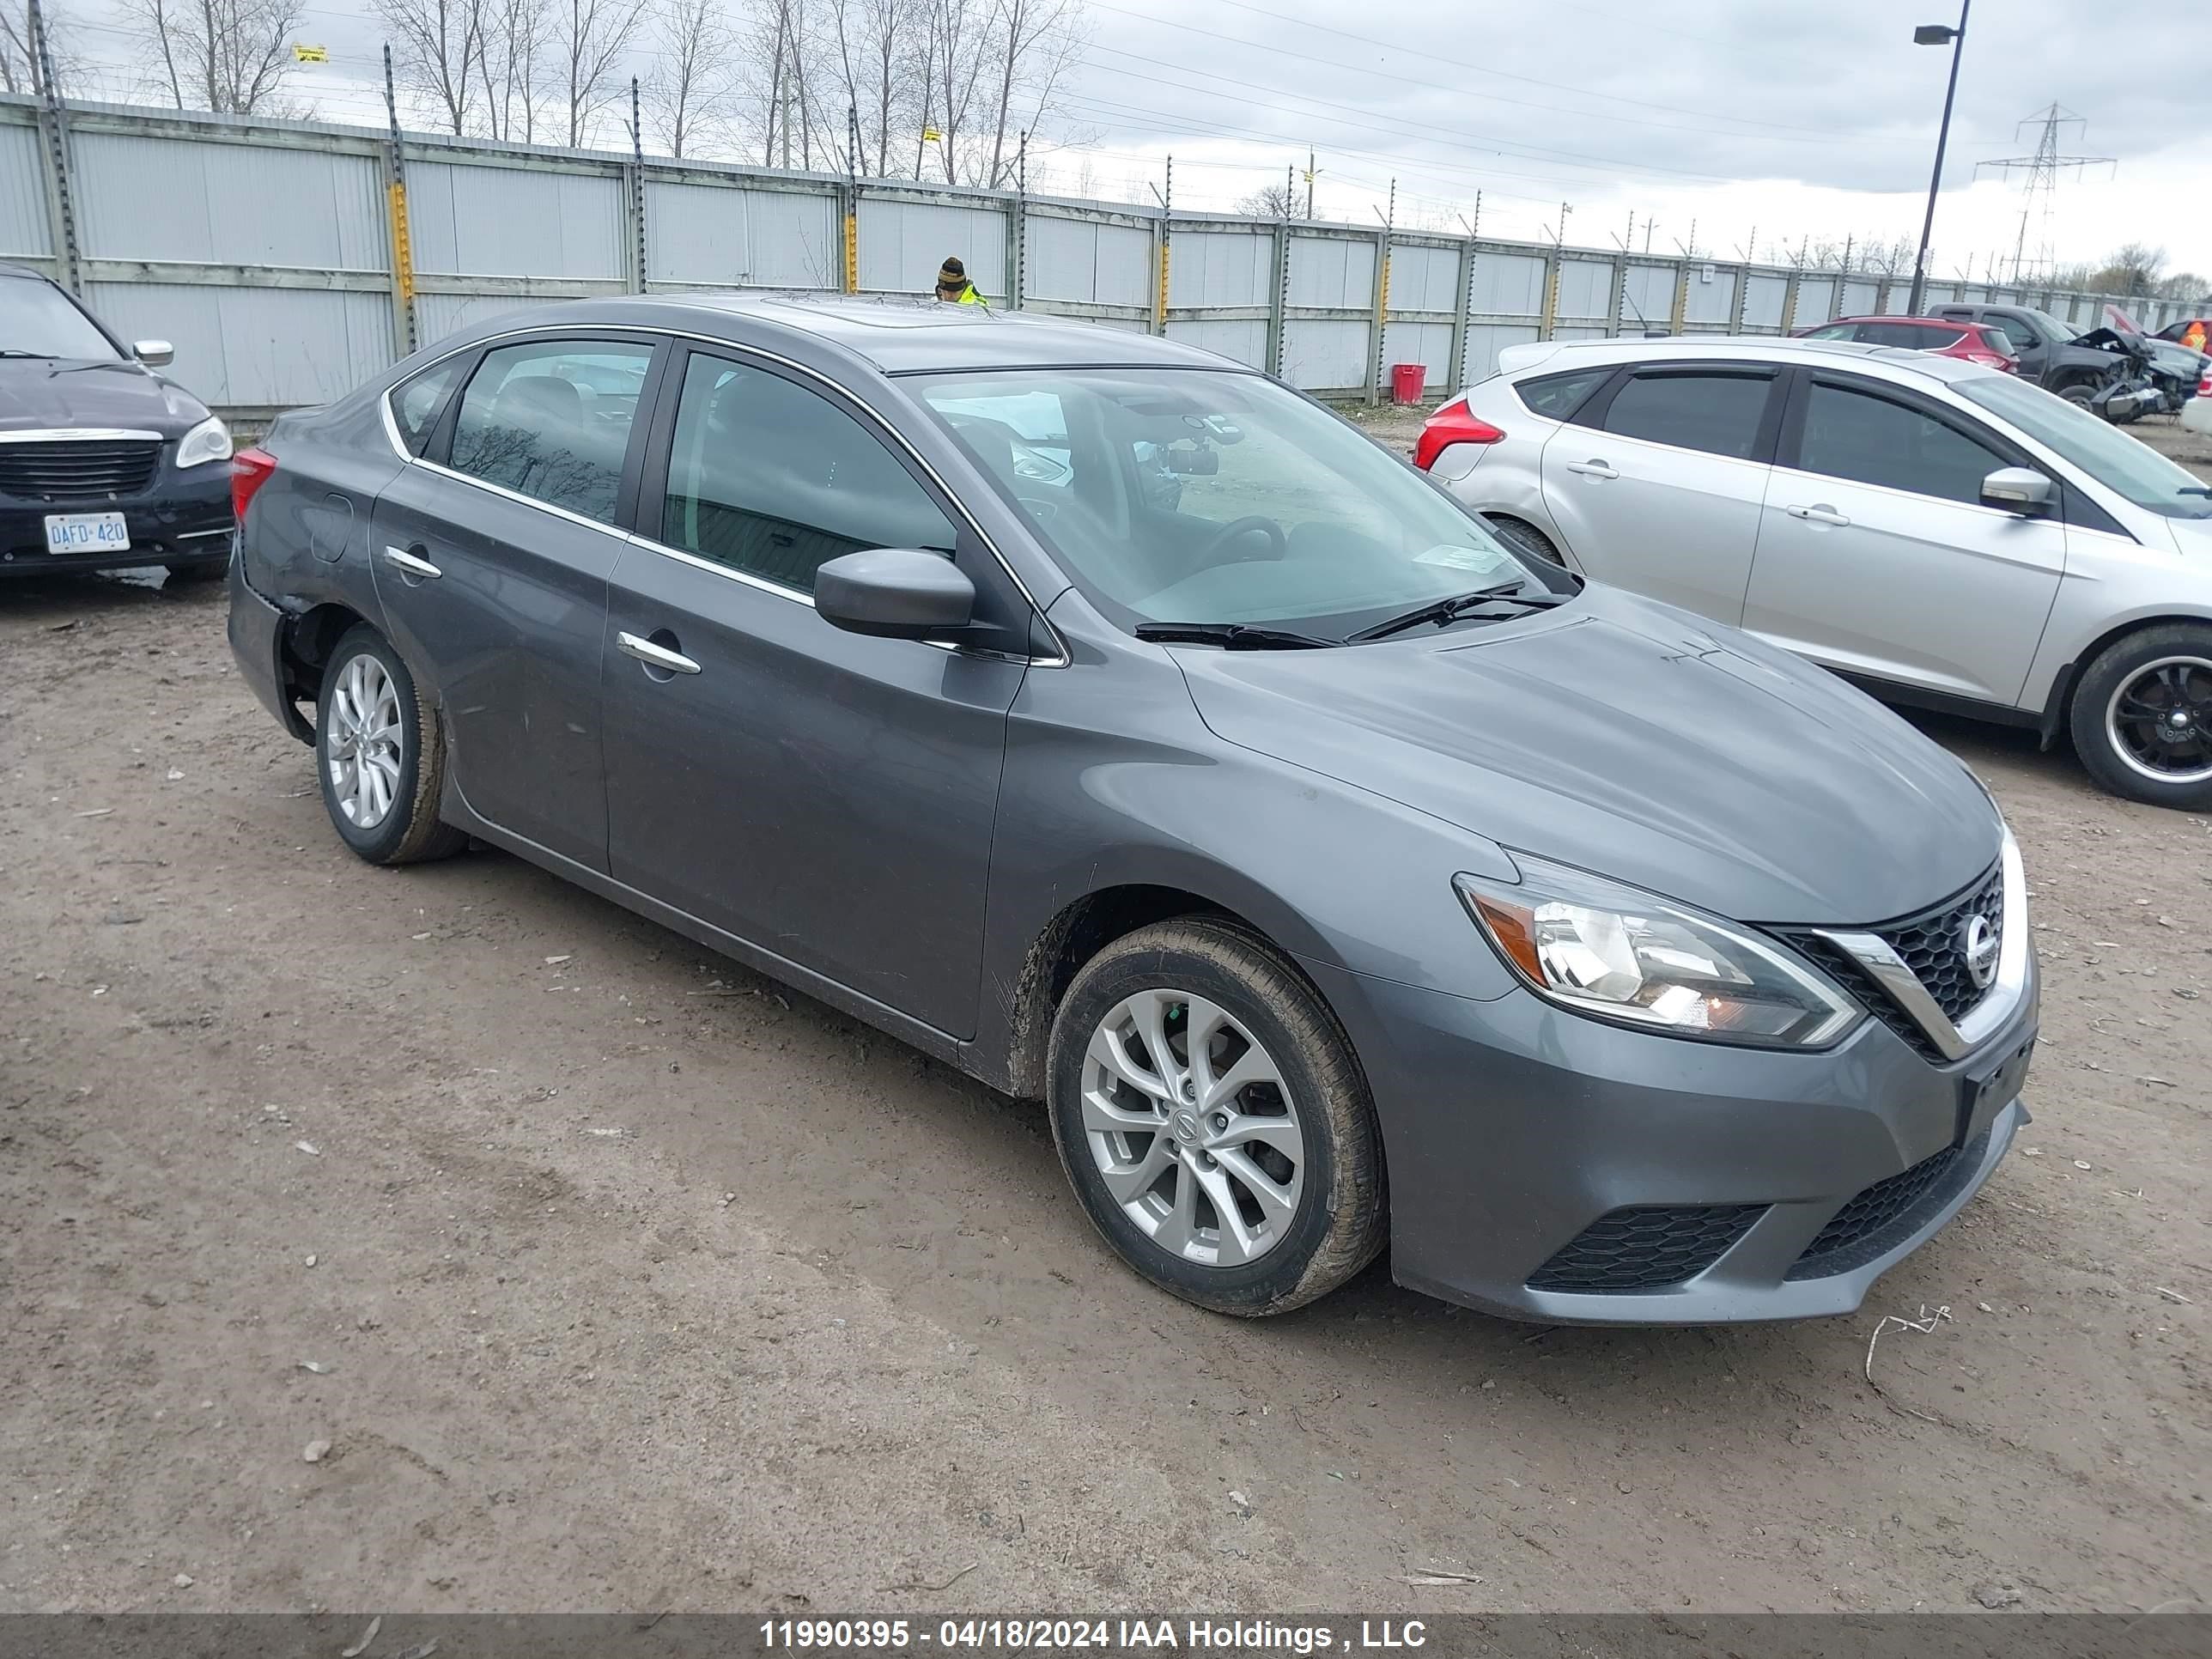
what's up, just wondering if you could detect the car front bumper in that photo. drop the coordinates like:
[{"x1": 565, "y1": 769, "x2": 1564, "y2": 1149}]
[
  {"x1": 1309, "y1": 957, "x2": 2037, "y2": 1325},
  {"x1": 0, "y1": 465, "x2": 233, "y2": 577}
]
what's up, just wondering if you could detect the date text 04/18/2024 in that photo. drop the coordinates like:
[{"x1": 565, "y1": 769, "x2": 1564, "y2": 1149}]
[{"x1": 758, "y1": 1621, "x2": 1429, "y2": 1652}]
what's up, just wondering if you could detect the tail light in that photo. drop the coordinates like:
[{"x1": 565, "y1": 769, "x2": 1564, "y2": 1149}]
[
  {"x1": 1963, "y1": 350, "x2": 2014, "y2": 372},
  {"x1": 1413, "y1": 398, "x2": 1506, "y2": 471},
  {"x1": 230, "y1": 447, "x2": 277, "y2": 523},
  {"x1": 2197, "y1": 370, "x2": 2211, "y2": 399}
]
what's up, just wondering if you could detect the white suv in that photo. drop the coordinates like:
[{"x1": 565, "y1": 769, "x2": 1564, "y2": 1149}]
[{"x1": 1417, "y1": 336, "x2": 2212, "y2": 808}]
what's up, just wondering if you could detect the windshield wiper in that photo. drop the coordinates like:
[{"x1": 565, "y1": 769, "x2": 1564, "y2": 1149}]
[
  {"x1": 1133, "y1": 622, "x2": 1335, "y2": 650},
  {"x1": 46, "y1": 360, "x2": 138, "y2": 378},
  {"x1": 0, "y1": 349, "x2": 52, "y2": 359},
  {"x1": 2179, "y1": 486, "x2": 2211, "y2": 498},
  {"x1": 1345, "y1": 580, "x2": 1571, "y2": 643}
]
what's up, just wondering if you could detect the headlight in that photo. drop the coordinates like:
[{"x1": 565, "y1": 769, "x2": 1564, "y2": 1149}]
[
  {"x1": 175, "y1": 416, "x2": 232, "y2": 470},
  {"x1": 1455, "y1": 854, "x2": 1861, "y2": 1048}
]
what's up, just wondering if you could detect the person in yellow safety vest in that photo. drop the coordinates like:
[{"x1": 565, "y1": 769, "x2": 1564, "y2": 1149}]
[{"x1": 934, "y1": 256, "x2": 988, "y2": 306}]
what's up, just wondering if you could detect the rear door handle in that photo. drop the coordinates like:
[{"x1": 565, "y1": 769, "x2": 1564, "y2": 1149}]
[
  {"x1": 1565, "y1": 459, "x2": 1619, "y2": 479},
  {"x1": 383, "y1": 544, "x2": 442, "y2": 580},
  {"x1": 1785, "y1": 504, "x2": 1852, "y2": 526},
  {"x1": 617, "y1": 630, "x2": 702, "y2": 676}
]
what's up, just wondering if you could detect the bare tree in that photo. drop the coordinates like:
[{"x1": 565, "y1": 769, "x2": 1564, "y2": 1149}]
[
  {"x1": 1236, "y1": 182, "x2": 1296, "y2": 218},
  {"x1": 1, "y1": 0, "x2": 86, "y2": 96},
  {"x1": 548, "y1": 0, "x2": 641, "y2": 149},
  {"x1": 980, "y1": 0, "x2": 1081, "y2": 189},
  {"x1": 816, "y1": 0, "x2": 920, "y2": 176},
  {"x1": 477, "y1": 0, "x2": 548, "y2": 143},
  {"x1": 121, "y1": 0, "x2": 303, "y2": 114},
  {"x1": 376, "y1": 0, "x2": 485, "y2": 135},
  {"x1": 645, "y1": 0, "x2": 734, "y2": 158}
]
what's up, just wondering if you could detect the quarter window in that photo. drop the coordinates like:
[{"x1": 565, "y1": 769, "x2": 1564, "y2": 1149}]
[
  {"x1": 389, "y1": 358, "x2": 464, "y2": 456},
  {"x1": 659, "y1": 351, "x2": 957, "y2": 592},
  {"x1": 447, "y1": 339, "x2": 653, "y2": 523},
  {"x1": 1516, "y1": 367, "x2": 1610, "y2": 419},
  {"x1": 1601, "y1": 370, "x2": 1774, "y2": 460},
  {"x1": 1795, "y1": 381, "x2": 2008, "y2": 506}
]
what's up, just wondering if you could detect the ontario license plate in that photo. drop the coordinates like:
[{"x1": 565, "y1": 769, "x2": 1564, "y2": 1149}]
[{"x1": 44, "y1": 512, "x2": 131, "y2": 555}]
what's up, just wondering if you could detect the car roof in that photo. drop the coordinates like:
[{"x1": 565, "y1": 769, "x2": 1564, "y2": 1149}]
[
  {"x1": 492, "y1": 291, "x2": 1237, "y2": 378},
  {"x1": 1492, "y1": 333, "x2": 1982, "y2": 386},
  {"x1": 1818, "y1": 315, "x2": 1960, "y2": 327},
  {"x1": 0, "y1": 261, "x2": 51, "y2": 284}
]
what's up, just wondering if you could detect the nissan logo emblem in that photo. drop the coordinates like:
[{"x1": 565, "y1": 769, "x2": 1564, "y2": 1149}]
[{"x1": 1960, "y1": 913, "x2": 2000, "y2": 991}]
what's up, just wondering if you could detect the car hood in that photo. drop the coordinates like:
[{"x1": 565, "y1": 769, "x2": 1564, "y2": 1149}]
[
  {"x1": 1173, "y1": 586, "x2": 2000, "y2": 927},
  {"x1": 0, "y1": 358, "x2": 208, "y2": 435}
]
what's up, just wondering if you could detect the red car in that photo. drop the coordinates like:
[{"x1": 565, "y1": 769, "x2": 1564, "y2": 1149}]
[{"x1": 1791, "y1": 315, "x2": 2018, "y2": 372}]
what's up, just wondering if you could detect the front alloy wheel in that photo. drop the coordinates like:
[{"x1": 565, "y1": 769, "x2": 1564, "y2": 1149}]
[
  {"x1": 1080, "y1": 989, "x2": 1306, "y2": 1267},
  {"x1": 1047, "y1": 918, "x2": 1386, "y2": 1315}
]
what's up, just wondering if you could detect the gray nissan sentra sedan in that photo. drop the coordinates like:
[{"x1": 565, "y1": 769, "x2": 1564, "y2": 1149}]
[{"x1": 227, "y1": 295, "x2": 2037, "y2": 1324}]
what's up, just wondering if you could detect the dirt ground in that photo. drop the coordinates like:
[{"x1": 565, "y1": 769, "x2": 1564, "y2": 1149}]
[{"x1": 2, "y1": 420, "x2": 2209, "y2": 1619}]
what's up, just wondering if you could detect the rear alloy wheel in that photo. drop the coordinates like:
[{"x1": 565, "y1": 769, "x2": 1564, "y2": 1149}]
[
  {"x1": 1046, "y1": 919, "x2": 1385, "y2": 1315},
  {"x1": 2069, "y1": 624, "x2": 2212, "y2": 810},
  {"x1": 314, "y1": 624, "x2": 467, "y2": 864}
]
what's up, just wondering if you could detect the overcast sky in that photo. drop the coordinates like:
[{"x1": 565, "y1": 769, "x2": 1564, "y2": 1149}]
[{"x1": 64, "y1": 0, "x2": 2212, "y2": 281}]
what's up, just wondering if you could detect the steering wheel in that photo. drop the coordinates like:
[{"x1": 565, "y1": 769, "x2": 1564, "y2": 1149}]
[{"x1": 1196, "y1": 514, "x2": 1287, "y2": 563}]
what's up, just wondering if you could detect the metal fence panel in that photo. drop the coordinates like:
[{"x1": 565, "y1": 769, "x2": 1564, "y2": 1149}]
[
  {"x1": 1382, "y1": 319, "x2": 1451, "y2": 378},
  {"x1": 1683, "y1": 266, "x2": 1736, "y2": 325},
  {"x1": 74, "y1": 131, "x2": 384, "y2": 270},
  {"x1": 1388, "y1": 242, "x2": 1460, "y2": 313},
  {"x1": 1281, "y1": 318, "x2": 1371, "y2": 388},
  {"x1": 416, "y1": 293, "x2": 569, "y2": 344},
  {"x1": 410, "y1": 161, "x2": 623, "y2": 278},
  {"x1": 647, "y1": 180, "x2": 839, "y2": 289},
  {"x1": 1839, "y1": 278, "x2": 1879, "y2": 315},
  {"x1": 0, "y1": 119, "x2": 51, "y2": 258},
  {"x1": 1165, "y1": 318, "x2": 1266, "y2": 367},
  {"x1": 1462, "y1": 323, "x2": 1541, "y2": 381},
  {"x1": 87, "y1": 280, "x2": 389, "y2": 405},
  {"x1": 1741, "y1": 274, "x2": 1787, "y2": 329},
  {"x1": 1288, "y1": 234, "x2": 1376, "y2": 309},
  {"x1": 1794, "y1": 276, "x2": 1838, "y2": 324},
  {"x1": 1619, "y1": 264, "x2": 1674, "y2": 328},
  {"x1": 1025, "y1": 212, "x2": 1150, "y2": 307},
  {"x1": 857, "y1": 196, "x2": 1006, "y2": 297},
  {"x1": 1470, "y1": 252, "x2": 1546, "y2": 318},
  {"x1": 1556, "y1": 257, "x2": 1613, "y2": 320},
  {"x1": 1167, "y1": 228, "x2": 1268, "y2": 307}
]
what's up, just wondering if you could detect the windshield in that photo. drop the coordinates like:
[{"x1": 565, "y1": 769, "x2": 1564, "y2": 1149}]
[
  {"x1": 2023, "y1": 310, "x2": 2078, "y2": 346},
  {"x1": 914, "y1": 367, "x2": 1548, "y2": 638},
  {"x1": 1955, "y1": 373, "x2": 2212, "y2": 520},
  {"x1": 0, "y1": 277, "x2": 118, "y2": 360}
]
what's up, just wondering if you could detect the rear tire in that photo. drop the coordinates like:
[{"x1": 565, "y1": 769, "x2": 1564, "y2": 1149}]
[
  {"x1": 2068, "y1": 623, "x2": 2212, "y2": 811},
  {"x1": 1046, "y1": 918, "x2": 1386, "y2": 1316},
  {"x1": 314, "y1": 624, "x2": 468, "y2": 865},
  {"x1": 1487, "y1": 514, "x2": 1569, "y2": 568}
]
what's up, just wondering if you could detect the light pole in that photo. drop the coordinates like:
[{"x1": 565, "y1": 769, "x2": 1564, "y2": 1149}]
[{"x1": 1906, "y1": 1, "x2": 1971, "y2": 315}]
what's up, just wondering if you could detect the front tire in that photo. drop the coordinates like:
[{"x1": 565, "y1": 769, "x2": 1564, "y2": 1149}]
[
  {"x1": 1486, "y1": 514, "x2": 1569, "y2": 568},
  {"x1": 2068, "y1": 623, "x2": 2212, "y2": 810},
  {"x1": 1045, "y1": 919, "x2": 1386, "y2": 1316},
  {"x1": 314, "y1": 624, "x2": 467, "y2": 864}
]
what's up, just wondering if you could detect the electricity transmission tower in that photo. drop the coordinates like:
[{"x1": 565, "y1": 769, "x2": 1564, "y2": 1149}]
[{"x1": 1974, "y1": 105, "x2": 2114, "y2": 284}]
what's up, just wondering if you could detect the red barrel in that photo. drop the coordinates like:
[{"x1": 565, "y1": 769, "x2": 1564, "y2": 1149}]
[{"x1": 1390, "y1": 362, "x2": 1428, "y2": 404}]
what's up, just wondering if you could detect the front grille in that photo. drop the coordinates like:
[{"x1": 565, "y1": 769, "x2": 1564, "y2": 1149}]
[
  {"x1": 0, "y1": 439, "x2": 162, "y2": 499},
  {"x1": 1876, "y1": 864, "x2": 2004, "y2": 1024},
  {"x1": 1528, "y1": 1203, "x2": 1765, "y2": 1292},
  {"x1": 1775, "y1": 860, "x2": 2004, "y2": 1061},
  {"x1": 1784, "y1": 1132, "x2": 1988, "y2": 1280},
  {"x1": 1795, "y1": 936, "x2": 1944, "y2": 1061}
]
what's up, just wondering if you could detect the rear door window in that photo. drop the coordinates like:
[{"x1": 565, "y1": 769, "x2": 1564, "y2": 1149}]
[
  {"x1": 447, "y1": 339, "x2": 655, "y2": 524},
  {"x1": 1600, "y1": 369, "x2": 1777, "y2": 460},
  {"x1": 1858, "y1": 321, "x2": 1966, "y2": 349}
]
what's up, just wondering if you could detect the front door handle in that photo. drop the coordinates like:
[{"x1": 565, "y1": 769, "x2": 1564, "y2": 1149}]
[
  {"x1": 617, "y1": 630, "x2": 702, "y2": 676},
  {"x1": 1785, "y1": 503, "x2": 1852, "y2": 526},
  {"x1": 383, "y1": 544, "x2": 441, "y2": 580},
  {"x1": 1565, "y1": 459, "x2": 1619, "y2": 479}
]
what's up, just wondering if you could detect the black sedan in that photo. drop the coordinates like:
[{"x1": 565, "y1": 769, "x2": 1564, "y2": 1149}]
[{"x1": 0, "y1": 263, "x2": 233, "y2": 582}]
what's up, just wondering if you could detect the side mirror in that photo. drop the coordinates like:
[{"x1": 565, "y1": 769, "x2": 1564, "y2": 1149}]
[
  {"x1": 1981, "y1": 466, "x2": 2054, "y2": 514},
  {"x1": 132, "y1": 340, "x2": 174, "y2": 368},
  {"x1": 814, "y1": 547, "x2": 975, "y2": 641}
]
